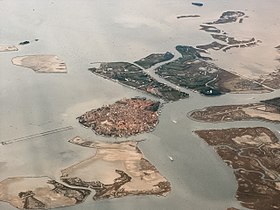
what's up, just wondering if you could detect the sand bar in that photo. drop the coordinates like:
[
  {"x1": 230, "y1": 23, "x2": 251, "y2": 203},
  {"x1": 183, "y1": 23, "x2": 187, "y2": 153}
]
[{"x1": 12, "y1": 55, "x2": 67, "y2": 73}]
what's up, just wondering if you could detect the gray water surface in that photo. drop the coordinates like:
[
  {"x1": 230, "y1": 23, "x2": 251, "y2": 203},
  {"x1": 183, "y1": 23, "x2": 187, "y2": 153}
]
[{"x1": 0, "y1": 0, "x2": 280, "y2": 210}]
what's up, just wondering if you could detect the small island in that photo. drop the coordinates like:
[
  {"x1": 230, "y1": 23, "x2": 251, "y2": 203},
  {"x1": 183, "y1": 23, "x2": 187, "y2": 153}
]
[
  {"x1": 12, "y1": 55, "x2": 67, "y2": 73},
  {"x1": 0, "y1": 45, "x2": 18, "y2": 52},
  {"x1": 177, "y1": 15, "x2": 200, "y2": 19},
  {"x1": 135, "y1": 52, "x2": 174, "y2": 69},
  {"x1": 190, "y1": 97, "x2": 280, "y2": 123},
  {"x1": 78, "y1": 98, "x2": 160, "y2": 137},
  {"x1": 195, "y1": 127, "x2": 280, "y2": 210},
  {"x1": 19, "y1": 41, "x2": 30, "y2": 45},
  {"x1": 197, "y1": 35, "x2": 259, "y2": 52},
  {"x1": 61, "y1": 137, "x2": 171, "y2": 200},
  {"x1": 206, "y1": 11, "x2": 246, "y2": 25},
  {"x1": 199, "y1": 25, "x2": 221, "y2": 33}
]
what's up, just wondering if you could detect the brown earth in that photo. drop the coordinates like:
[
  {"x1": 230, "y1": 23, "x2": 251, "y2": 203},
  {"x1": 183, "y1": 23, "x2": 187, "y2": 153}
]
[
  {"x1": 61, "y1": 137, "x2": 171, "y2": 200},
  {"x1": 77, "y1": 98, "x2": 160, "y2": 137},
  {"x1": 195, "y1": 127, "x2": 280, "y2": 210},
  {"x1": 190, "y1": 102, "x2": 280, "y2": 123}
]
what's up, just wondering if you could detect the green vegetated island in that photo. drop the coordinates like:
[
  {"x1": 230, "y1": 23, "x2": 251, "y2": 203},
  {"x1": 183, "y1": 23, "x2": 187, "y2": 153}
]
[
  {"x1": 134, "y1": 51, "x2": 174, "y2": 69},
  {"x1": 89, "y1": 45, "x2": 270, "y2": 98},
  {"x1": 88, "y1": 11, "x2": 280, "y2": 98},
  {"x1": 190, "y1": 97, "x2": 280, "y2": 123},
  {"x1": 155, "y1": 45, "x2": 269, "y2": 96},
  {"x1": 89, "y1": 60, "x2": 189, "y2": 102},
  {"x1": 205, "y1": 11, "x2": 246, "y2": 25},
  {"x1": 0, "y1": 137, "x2": 171, "y2": 209},
  {"x1": 195, "y1": 127, "x2": 280, "y2": 210}
]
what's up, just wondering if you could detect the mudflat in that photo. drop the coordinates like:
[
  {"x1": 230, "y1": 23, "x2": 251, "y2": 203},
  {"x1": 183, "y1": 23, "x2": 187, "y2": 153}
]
[
  {"x1": 61, "y1": 137, "x2": 171, "y2": 200},
  {"x1": 195, "y1": 127, "x2": 280, "y2": 210},
  {"x1": 0, "y1": 45, "x2": 18, "y2": 52},
  {"x1": 190, "y1": 97, "x2": 280, "y2": 123},
  {"x1": 12, "y1": 55, "x2": 67, "y2": 73}
]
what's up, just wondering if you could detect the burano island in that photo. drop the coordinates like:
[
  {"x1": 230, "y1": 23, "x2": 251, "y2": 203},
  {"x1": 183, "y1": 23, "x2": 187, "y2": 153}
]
[{"x1": 0, "y1": 1, "x2": 279, "y2": 210}]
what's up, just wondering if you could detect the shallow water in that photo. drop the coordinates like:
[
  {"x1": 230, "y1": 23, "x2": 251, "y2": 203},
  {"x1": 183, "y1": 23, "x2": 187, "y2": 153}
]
[{"x1": 0, "y1": 0, "x2": 280, "y2": 209}]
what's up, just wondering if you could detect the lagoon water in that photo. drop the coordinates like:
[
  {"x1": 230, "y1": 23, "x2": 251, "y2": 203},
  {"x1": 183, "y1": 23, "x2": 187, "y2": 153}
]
[{"x1": 0, "y1": 0, "x2": 280, "y2": 209}]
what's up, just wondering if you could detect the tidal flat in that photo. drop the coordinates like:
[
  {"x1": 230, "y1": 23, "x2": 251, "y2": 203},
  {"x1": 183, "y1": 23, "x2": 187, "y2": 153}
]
[
  {"x1": 195, "y1": 127, "x2": 280, "y2": 210},
  {"x1": 12, "y1": 55, "x2": 67, "y2": 73},
  {"x1": 190, "y1": 97, "x2": 280, "y2": 123},
  {"x1": 0, "y1": 45, "x2": 18, "y2": 52}
]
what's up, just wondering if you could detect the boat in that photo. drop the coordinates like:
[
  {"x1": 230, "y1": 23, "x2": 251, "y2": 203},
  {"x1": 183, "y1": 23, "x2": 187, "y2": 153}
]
[
  {"x1": 192, "y1": 2, "x2": 203, "y2": 7},
  {"x1": 168, "y1": 156, "x2": 174, "y2": 161}
]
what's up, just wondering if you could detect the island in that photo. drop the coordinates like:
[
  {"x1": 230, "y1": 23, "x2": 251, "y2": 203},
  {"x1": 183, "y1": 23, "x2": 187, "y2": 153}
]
[
  {"x1": 195, "y1": 127, "x2": 280, "y2": 210},
  {"x1": 0, "y1": 45, "x2": 18, "y2": 52},
  {"x1": 0, "y1": 176, "x2": 91, "y2": 209},
  {"x1": 0, "y1": 137, "x2": 171, "y2": 209},
  {"x1": 198, "y1": 11, "x2": 259, "y2": 52},
  {"x1": 19, "y1": 41, "x2": 30, "y2": 45},
  {"x1": 12, "y1": 55, "x2": 67, "y2": 73},
  {"x1": 77, "y1": 98, "x2": 160, "y2": 137},
  {"x1": 206, "y1": 11, "x2": 246, "y2": 25},
  {"x1": 199, "y1": 25, "x2": 222, "y2": 33},
  {"x1": 155, "y1": 45, "x2": 269, "y2": 96},
  {"x1": 61, "y1": 137, "x2": 171, "y2": 200},
  {"x1": 89, "y1": 62, "x2": 189, "y2": 101},
  {"x1": 177, "y1": 15, "x2": 200, "y2": 19},
  {"x1": 189, "y1": 97, "x2": 280, "y2": 123},
  {"x1": 134, "y1": 52, "x2": 174, "y2": 69},
  {"x1": 198, "y1": 13, "x2": 280, "y2": 90},
  {"x1": 197, "y1": 35, "x2": 260, "y2": 52}
]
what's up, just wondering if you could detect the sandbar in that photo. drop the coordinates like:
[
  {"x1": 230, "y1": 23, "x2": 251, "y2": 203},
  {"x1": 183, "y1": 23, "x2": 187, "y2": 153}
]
[
  {"x1": 12, "y1": 55, "x2": 67, "y2": 73},
  {"x1": 61, "y1": 137, "x2": 171, "y2": 200},
  {"x1": 0, "y1": 45, "x2": 18, "y2": 52},
  {"x1": 190, "y1": 97, "x2": 280, "y2": 123}
]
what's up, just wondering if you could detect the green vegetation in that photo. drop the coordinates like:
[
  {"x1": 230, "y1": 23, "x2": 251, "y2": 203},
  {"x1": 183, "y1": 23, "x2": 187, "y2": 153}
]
[
  {"x1": 155, "y1": 45, "x2": 265, "y2": 96},
  {"x1": 89, "y1": 62, "x2": 189, "y2": 101},
  {"x1": 135, "y1": 52, "x2": 174, "y2": 69}
]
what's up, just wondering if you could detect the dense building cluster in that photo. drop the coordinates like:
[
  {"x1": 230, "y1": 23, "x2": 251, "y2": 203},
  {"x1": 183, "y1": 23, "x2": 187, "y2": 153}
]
[{"x1": 78, "y1": 98, "x2": 160, "y2": 137}]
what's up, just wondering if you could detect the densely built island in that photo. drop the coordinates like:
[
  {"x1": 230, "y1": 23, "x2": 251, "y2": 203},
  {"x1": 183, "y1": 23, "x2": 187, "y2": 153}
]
[{"x1": 78, "y1": 98, "x2": 161, "y2": 137}]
